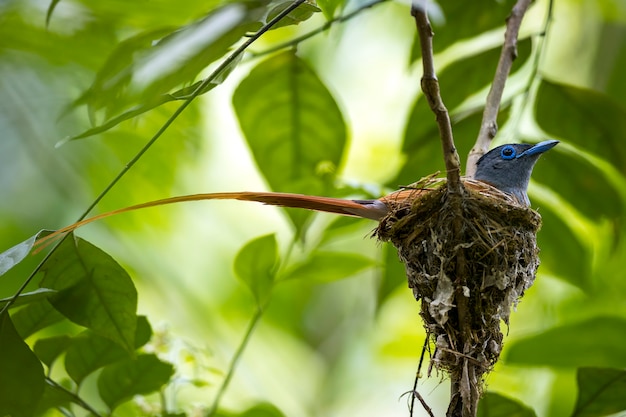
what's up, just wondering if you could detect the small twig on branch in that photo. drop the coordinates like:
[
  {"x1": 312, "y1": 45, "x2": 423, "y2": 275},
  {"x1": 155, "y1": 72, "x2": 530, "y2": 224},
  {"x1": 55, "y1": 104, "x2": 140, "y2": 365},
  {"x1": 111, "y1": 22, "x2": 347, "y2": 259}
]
[
  {"x1": 466, "y1": 0, "x2": 533, "y2": 177},
  {"x1": 411, "y1": 1, "x2": 461, "y2": 194}
]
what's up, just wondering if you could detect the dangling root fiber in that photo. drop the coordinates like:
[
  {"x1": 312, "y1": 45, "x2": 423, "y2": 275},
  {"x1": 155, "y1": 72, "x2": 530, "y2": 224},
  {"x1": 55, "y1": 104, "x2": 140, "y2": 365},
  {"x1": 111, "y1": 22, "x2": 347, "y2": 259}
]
[{"x1": 375, "y1": 177, "x2": 541, "y2": 414}]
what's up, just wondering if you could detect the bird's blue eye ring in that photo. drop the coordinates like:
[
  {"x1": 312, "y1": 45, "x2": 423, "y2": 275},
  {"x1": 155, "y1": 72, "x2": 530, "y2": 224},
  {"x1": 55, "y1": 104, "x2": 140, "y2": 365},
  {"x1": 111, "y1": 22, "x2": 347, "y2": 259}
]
[{"x1": 500, "y1": 145, "x2": 516, "y2": 160}]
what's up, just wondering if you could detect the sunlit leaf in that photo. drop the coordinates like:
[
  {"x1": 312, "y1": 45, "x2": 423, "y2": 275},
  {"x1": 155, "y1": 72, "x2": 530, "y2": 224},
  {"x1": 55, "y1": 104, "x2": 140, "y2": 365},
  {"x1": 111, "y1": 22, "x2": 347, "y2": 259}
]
[
  {"x1": 477, "y1": 392, "x2": 537, "y2": 417},
  {"x1": 505, "y1": 317, "x2": 626, "y2": 368},
  {"x1": 0, "y1": 313, "x2": 45, "y2": 417},
  {"x1": 0, "y1": 288, "x2": 57, "y2": 310},
  {"x1": 234, "y1": 234, "x2": 279, "y2": 305},
  {"x1": 0, "y1": 230, "x2": 51, "y2": 277},
  {"x1": 97, "y1": 354, "x2": 174, "y2": 411},
  {"x1": 409, "y1": 0, "x2": 520, "y2": 63},
  {"x1": 33, "y1": 335, "x2": 72, "y2": 368},
  {"x1": 233, "y1": 51, "x2": 347, "y2": 194},
  {"x1": 572, "y1": 367, "x2": 626, "y2": 417},
  {"x1": 316, "y1": 0, "x2": 346, "y2": 19},
  {"x1": 71, "y1": 3, "x2": 263, "y2": 133},
  {"x1": 266, "y1": 1, "x2": 320, "y2": 29},
  {"x1": 65, "y1": 316, "x2": 152, "y2": 385},
  {"x1": 40, "y1": 234, "x2": 137, "y2": 352},
  {"x1": 11, "y1": 299, "x2": 65, "y2": 339},
  {"x1": 535, "y1": 79, "x2": 626, "y2": 174},
  {"x1": 282, "y1": 251, "x2": 374, "y2": 282}
]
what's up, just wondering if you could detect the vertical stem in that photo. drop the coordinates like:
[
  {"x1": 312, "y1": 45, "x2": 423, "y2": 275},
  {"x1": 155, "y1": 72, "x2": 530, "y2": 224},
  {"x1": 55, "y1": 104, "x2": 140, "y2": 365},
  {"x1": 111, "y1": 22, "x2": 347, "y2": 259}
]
[{"x1": 411, "y1": 2, "x2": 462, "y2": 194}]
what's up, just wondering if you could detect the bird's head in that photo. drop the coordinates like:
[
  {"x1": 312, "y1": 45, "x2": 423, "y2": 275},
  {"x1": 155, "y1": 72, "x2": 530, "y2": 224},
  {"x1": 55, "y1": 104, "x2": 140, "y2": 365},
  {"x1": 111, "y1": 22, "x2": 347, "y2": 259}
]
[{"x1": 474, "y1": 140, "x2": 559, "y2": 206}]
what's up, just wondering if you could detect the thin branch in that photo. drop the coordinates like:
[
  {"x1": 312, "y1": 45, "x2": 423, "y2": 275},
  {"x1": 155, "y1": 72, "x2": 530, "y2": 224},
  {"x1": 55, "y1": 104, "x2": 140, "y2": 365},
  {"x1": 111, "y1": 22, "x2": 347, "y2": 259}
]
[
  {"x1": 45, "y1": 377, "x2": 104, "y2": 417},
  {"x1": 409, "y1": 338, "x2": 434, "y2": 417},
  {"x1": 411, "y1": 2, "x2": 461, "y2": 194},
  {"x1": 466, "y1": 0, "x2": 533, "y2": 177},
  {"x1": 206, "y1": 305, "x2": 265, "y2": 417}
]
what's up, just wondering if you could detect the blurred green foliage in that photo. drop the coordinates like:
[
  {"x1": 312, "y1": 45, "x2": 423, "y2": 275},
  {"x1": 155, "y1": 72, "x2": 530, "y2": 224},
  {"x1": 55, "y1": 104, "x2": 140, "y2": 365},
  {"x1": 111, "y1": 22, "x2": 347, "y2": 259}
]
[{"x1": 1, "y1": 0, "x2": 626, "y2": 416}]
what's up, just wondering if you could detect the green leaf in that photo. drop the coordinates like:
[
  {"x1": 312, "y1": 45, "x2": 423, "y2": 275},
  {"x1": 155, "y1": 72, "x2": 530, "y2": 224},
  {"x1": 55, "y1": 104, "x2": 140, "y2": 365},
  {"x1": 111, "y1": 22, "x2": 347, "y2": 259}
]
[
  {"x1": 233, "y1": 51, "x2": 347, "y2": 194},
  {"x1": 11, "y1": 299, "x2": 65, "y2": 339},
  {"x1": 97, "y1": 353, "x2": 174, "y2": 411},
  {"x1": 71, "y1": 3, "x2": 262, "y2": 136},
  {"x1": 35, "y1": 379, "x2": 76, "y2": 415},
  {"x1": 40, "y1": 234, "x2": 138, "y2": 352},
  {"x1": 65, "y1": 316, "x2": 152, "y2": 385},
  {"x1": 0, "y1": 230, "x2": 51, "y2": 277},
  {"x1": 439, "y1": 38, "x2": 532, "y2": 112},
  {"x1": 409, "y1": 0, "x2": 520, "y2": 63},
  {"x1": 316, "y1": 0, "x2": 345, "y2": 19},
  {"x1": 505, "y1": 317, "x2": 626, "y2": 368},
  {"x1": 0, "y1": 288, "x2": 57, "y2": 310},
  {"x1": 531, "y1": 146, "x2": 623, "y2": 222},
  {"x1": 282, "y1": 251, "x2": 375, "y2": 282},
  {"x1": 572, "y1": 367, "x2": 626, "y2": 417},
  {"x1": 397, "y1": 104, "x2": 510, "y2": 186},
  {"x1": 535, "y1": 206, "x2": 591, "y2": 290},
  {"x1": 477, "y1": 392, "x2": 537, "y2": 417},
  {"x1": 0, "y1": 313, "x2": 45, "y2": 417},
  {"x1": 535, "y1": 79, "x2": 626, "y2": 174},
  {"x1": 234, "y1": 234, "x2": 278, "y2": 305},
  {"x1": 266, "y1": 1, "x2": 320, "y2": 29},
  {"x1": 33, "y1": 335, "x2": 72, "y2": 368}
]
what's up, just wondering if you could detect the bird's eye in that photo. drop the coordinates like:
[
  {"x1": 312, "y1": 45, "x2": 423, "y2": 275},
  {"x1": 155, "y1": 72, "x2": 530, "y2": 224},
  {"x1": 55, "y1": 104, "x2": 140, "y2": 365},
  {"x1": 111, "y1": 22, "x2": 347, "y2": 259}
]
[{"x1": 500, "y1": 145, "x2": 516, "y2": 160}]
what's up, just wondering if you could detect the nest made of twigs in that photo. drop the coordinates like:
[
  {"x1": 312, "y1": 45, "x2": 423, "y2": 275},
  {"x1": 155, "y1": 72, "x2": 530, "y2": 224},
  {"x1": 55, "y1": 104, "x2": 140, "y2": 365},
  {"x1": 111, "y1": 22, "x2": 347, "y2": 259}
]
[{"x1": 375, "y1": 177, "x2": 541, "y2": 380}]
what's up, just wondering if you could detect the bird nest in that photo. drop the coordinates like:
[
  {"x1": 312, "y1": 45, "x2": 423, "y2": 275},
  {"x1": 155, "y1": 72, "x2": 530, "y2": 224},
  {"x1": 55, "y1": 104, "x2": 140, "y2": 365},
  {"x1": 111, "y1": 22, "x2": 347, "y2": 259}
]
[{"x1": 375, "y1": 177, "x2": 541, "y2": 380}]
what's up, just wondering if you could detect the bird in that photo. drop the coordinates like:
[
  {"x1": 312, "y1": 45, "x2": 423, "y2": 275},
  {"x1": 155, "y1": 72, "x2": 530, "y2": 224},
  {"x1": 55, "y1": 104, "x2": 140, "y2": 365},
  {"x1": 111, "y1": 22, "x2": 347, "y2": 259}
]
[
  {"x1": 34, "y1": 140, "x2": 559, "y2": 247},
  {"x1": 200, "y1": 139, "x2": 559, "y2": 220}
]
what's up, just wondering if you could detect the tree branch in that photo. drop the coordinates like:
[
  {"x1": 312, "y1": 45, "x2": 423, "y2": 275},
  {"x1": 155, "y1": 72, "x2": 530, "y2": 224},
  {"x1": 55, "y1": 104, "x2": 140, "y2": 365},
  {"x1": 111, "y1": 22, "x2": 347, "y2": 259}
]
[
  {"x1": 465, "y1": 0, "x2": 533, "y2": 177},
  {"x1": 411, "y1": 2, "x2": 461, "y2": 194}
]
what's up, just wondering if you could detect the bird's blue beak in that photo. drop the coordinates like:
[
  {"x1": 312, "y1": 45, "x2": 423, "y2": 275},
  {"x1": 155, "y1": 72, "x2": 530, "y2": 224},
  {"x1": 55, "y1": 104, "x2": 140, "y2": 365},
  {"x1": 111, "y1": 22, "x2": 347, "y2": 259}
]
[{"x1": 517, "y1": 139, "x2": 560, "y2": 158}]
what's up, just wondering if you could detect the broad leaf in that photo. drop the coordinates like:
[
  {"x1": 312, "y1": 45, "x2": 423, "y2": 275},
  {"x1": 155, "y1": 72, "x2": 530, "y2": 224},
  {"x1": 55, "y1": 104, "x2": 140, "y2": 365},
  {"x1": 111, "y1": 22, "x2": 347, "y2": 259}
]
[
  {"x1": 0, "y1": 288, "x2": 57, "y2": 310},
  {"x1": 316, "y1": 0, "x2": 346, "y2": 19},
  {"x1": 234, "y1": 234, "x2": 279, "y2": 305},
  {"x1": 65, "y1": 316, "x2": 152, "y2": 385},
  {"x1": 98, "y1": 354, "x2": 174, "y2": 411},
  {"x1": 33, "y1": 335, "x2": 72, "y2": 368},
  {"x1": 35, "y1": 379, "x2": 76, "y2": 415},
  {"x1": 266, "y1": 1, "x2": 320, "y2": 29},
  {"x1": 477, "y1": 392, "x2": 537, "y2": 417},
  {"x1": 40, "y1": 234, "x2": 138, "y2": 352},
  {"x1": 11, "y1": 299, "x2": 65, "y2": 339},
  {"x1": 535, "y1": 79, "x2": 626, "y2": 174},
  {"x1": 572, "y1": 367, "x2": 626, "y2": 417},
  {"x1": 409, "y1": 0, "x2": 520, "y2": 63},
  {"x1": 0, "y1": 230, "x2": 51, "y2": 277},
  {"x1": 282, "y1": 251, "x2": 375, "y2": 282},
  {"x1": 535, "y1": 205, "x2": 591, "y2": 290},
  {"x1": 233, "y1": 51, "x2": 347, "y2": 194},
  {"x1": 505, "y1": 317, "x2": 626, "y2": 368},
  {"x1": 0, "y1": 313, "x2": 45, "y2": 417},
  {"x1": 70, "y1": 3, "x2": 263, "y2": 138}
]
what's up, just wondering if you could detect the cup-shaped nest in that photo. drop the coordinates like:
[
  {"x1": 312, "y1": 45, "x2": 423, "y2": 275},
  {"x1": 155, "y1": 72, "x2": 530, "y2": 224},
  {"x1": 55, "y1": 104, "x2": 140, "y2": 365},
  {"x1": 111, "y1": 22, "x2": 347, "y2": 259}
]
[{"x1": 375, "y1": 177, "x2": 541, "y2": 378}]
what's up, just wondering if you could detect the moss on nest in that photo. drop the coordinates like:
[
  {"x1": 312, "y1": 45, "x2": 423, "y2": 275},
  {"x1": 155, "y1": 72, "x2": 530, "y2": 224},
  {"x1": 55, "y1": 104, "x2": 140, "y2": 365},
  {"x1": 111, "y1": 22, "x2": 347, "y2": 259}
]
[{"x1": 375, "y1": 177, "x2": 541, "y2": 379}]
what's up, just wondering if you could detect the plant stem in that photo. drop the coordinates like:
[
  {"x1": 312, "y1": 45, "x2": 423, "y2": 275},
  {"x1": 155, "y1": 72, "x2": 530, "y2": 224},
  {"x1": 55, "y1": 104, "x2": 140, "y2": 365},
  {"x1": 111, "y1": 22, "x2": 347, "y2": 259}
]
[{"x1": 206, "y1": 305, "x2": 265, "y2": 417}]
